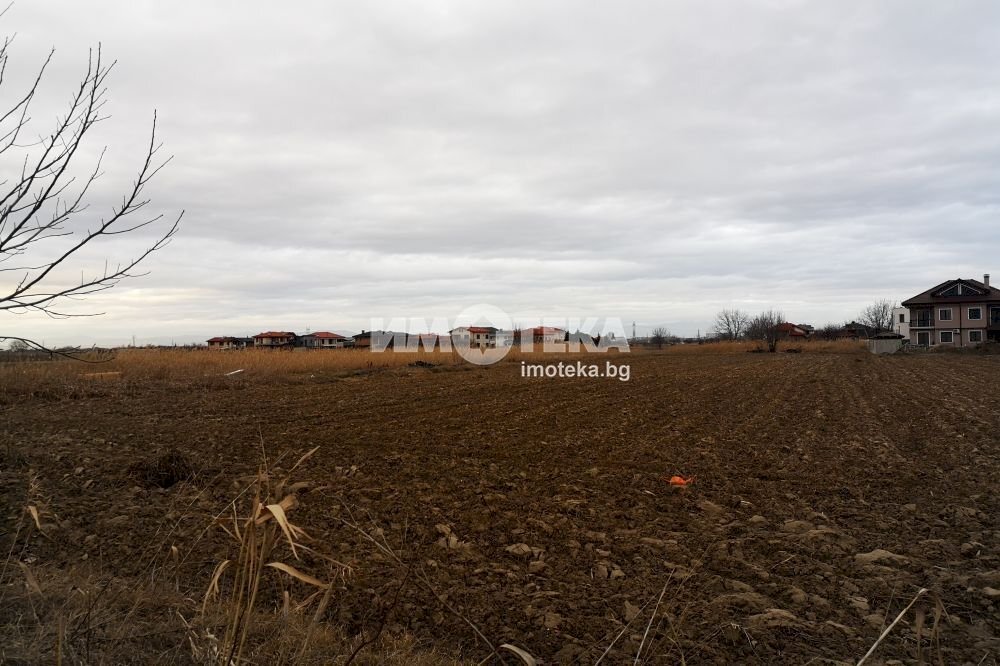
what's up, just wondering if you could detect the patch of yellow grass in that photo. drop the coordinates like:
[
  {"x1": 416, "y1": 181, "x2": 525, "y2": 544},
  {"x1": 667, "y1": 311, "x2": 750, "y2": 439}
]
[
  {"x1": 0, "y1": 345, "x2": 629, "y2": 402},
  {"x1": 0, "y1": 338, "x2": 860, "y2": 401},
  {"x1": 663, "y1": 339, "x2": 867, "y2": 354}
]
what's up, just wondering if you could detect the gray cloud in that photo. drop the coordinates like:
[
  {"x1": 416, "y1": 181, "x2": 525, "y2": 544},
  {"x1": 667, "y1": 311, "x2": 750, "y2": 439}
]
[{"x1": 5, "y1": 0, "x2": 1000, "y2": 345}]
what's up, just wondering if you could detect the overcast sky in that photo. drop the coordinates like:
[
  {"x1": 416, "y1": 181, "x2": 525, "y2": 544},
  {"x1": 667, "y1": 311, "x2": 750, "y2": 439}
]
[{"x1": 4, "y1": 1, "x2": 1000, "y2": 345}]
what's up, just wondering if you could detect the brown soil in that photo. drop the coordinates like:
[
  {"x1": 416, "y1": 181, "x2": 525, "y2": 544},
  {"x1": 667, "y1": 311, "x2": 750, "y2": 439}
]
[{"x1": 2, "y1": 352, "x2": 999, "y2": 663}]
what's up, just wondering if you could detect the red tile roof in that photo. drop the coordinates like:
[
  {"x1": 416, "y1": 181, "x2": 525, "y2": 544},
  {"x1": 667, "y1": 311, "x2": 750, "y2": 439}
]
[
  {"x1": 776, "y1": 323, "x2": 806, "y2": 336},
  {"x1": 311, "y1": 331, "x2": 345, "y2": 339},
  {"x1": 254, "y1": 331, "x2": 295, "y2": 338}
]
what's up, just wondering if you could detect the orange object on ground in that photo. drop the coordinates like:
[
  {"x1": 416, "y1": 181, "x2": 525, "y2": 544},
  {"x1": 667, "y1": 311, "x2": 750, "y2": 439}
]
[{"x1": 667, "y1": 475, "x2": 694, "y2": 486}]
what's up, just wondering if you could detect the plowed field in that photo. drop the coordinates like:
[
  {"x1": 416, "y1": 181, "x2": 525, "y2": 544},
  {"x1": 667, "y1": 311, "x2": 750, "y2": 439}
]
[{"x1": 2, "y1": 351, "x2": 999, "y2": 663}]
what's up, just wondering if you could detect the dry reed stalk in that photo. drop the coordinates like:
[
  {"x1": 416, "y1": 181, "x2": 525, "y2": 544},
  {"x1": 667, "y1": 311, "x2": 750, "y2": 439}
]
[
  {"x1": 857, "y1": 588, "x2": 929, "y2": 666},
  {"x1": 197, "y1": 447, "x2": 344, "y2": 664}
]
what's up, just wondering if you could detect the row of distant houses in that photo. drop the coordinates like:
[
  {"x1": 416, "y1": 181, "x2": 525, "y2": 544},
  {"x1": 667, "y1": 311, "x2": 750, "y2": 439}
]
[
  {"x1": 206, "y1": 326, "x2": 570, "y2": 350},
  {"x1": 774, "y1": 322, "x2": 878, "y2": 340},
  {"x1": 207, "y1": 331, "x2": 350, "y2": 350},
  {"x1": 208, "y1": 275, "x2": 1000, "y2": 352}
]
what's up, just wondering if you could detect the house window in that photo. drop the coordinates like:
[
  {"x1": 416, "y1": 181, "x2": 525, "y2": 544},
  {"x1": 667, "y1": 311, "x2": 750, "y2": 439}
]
[
  {"x1": 969, "y1": 330, "x2": 983, "y2": 343},
  {"x1": 898, "y1": 313, "x2": 905, "y2": 323},
  {"x1": 968, "y1": 307, "x2": 982, "y2": 320},
  {"x1": 939, "y1": 308, "x2": 953, "y2": 321},
  {"x1": 940, "y1": 331, "x2": 954, "y2": 343}
]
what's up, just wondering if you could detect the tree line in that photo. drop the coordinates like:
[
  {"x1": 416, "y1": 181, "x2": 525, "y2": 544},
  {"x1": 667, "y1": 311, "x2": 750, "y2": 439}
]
[{"x1": 713, "y1": 299, "x2": 898, "y2": 350}]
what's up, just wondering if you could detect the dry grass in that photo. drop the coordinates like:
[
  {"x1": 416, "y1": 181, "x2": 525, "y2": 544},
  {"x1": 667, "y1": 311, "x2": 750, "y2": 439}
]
[
  {"x1": 0, "y1": 340, "x2": 864, "y2": 405},
  {"x1": 664, "y1": 339, "x2": 867, "y2": 354},
  {"x1": 199, "y1": 446, "x2": 348, "y2": 663},
  {"x1": 0, "y1": 346, "x2": 628, "y2": 404},
  {"x1": 1, "y1": 445, "x2": 469, "y2": 664}
]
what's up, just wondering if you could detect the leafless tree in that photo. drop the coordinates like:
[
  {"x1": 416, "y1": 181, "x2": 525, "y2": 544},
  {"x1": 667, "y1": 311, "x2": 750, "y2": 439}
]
[
  {"x1": 858, "y1": 299, "x2": 895, "y2": 335},
  {"x1": 713, "y1": 308, "x2": 750, "y2": 340},
  {"x1": 747, "y1": 309, "x2": 784, "y2": 352},
  {"x1": 6, "y1": 337, "x2": 27, "y2": 351},
  {"x1": 650, "y1": 327, "x2": 669, "y2": 349},
  {"x1": 818, "y1": 322, "x2": 842, "y2": 341},
  {"x1": 0, "y1": 33, "x2": 181, "y2": 353}
]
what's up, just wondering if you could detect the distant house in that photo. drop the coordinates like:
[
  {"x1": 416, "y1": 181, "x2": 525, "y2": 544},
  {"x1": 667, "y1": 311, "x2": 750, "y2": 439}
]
[
  {"x1": 300, "y1": 331, "x2": 347, "y2": 349},
  {"x1": 207, "y1": 336, "x2": 251, "y2": 350},
  {"x1": 516, "y1": 326, "x2": 566, "y2": 346},
  {"x1": 776, "y1": 323, "x2": 809, "y2": 340},
  {"x1": 352, "y1": 331, "x2": 373, "y2": 348},
  {"x1": 207, "y1": 336, "x2": 229, "y2": 349},
  {"x1": 840, "y1": 321, "x2": 875, "y2": 340},
  {"x1": 901, "y1": 274, "x2": 1000, "y2": 347},
  {"x1": 450, "y1": 326, "x2": 499, "y2": 348},
  {"x1": 253, "y1": 331, "x2": 296, "y2": 348},
  {"x1": 352, "y1": 330, "x2": 394, "y2": 349}
]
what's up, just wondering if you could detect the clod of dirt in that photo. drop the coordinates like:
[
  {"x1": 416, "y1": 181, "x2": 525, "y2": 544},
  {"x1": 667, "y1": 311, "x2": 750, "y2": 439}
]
[
  {"x1": 506, "y1": 543, "x2": 531, "y2": 555},
  {"x1": 409, "y1": 360, "x2": 437, "y2": 368},
  {"x1": 782, "y1": 519, "x2": 814, "y2": 533},
  {"x1": 696, "y1": 500, "x2": 724, "y2": 515},
  {"x1": 823, "y1": 621, "x2": 855, "y2": 637},
  {"x1": 854, "y1": 548, "x2": 908, "y2": 566},
  {"x1": 746, "y1": 608, "x2": 805, "y2": 630},
  {"x1": 863, "y1": 613, "x2": 885, "y2": 628},
  {"x1": 128, "y1": 448, "x2": 195, "y2": 488},
  {"x1": 786, "y1": 587, "x2": 808, "y2": 605},
  {"x1": 848, "y1": 596, "x2": 870, "y2": 613},
  {"x1": 506, "y1": 543, "x2": 539, "y2": 557},
  {"x1": 542, "y1": 612, "x2": 562, "y2": 629}
]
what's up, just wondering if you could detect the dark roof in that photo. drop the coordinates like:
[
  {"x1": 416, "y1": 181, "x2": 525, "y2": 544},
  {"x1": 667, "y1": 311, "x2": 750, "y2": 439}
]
[
  {"x1": 841, "y1": 321, "x2": 875, "y2": 336},
  {"x1": 902, "y1": 278, "x2": 1000, "y2": 306},
  {"x1": 353, "y1": 330, "x2": 394, "y2": 339},
  {"x1": 776, "y1": 323, "x2": 807, "y2": 335}
]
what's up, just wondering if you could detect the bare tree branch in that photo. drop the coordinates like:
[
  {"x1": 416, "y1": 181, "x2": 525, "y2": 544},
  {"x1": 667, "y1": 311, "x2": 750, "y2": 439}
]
[
  {"x1": 0, "y1": 335, "x2": 112, "y2": 362},
  {"x1": 0, "y1": 33, "x2": 181, "y2": 324}
]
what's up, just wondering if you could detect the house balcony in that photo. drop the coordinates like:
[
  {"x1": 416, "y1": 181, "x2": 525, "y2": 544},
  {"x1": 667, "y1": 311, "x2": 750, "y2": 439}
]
[{"x1": 910, "y1": 318, "x2": 934, "y2": 328}]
